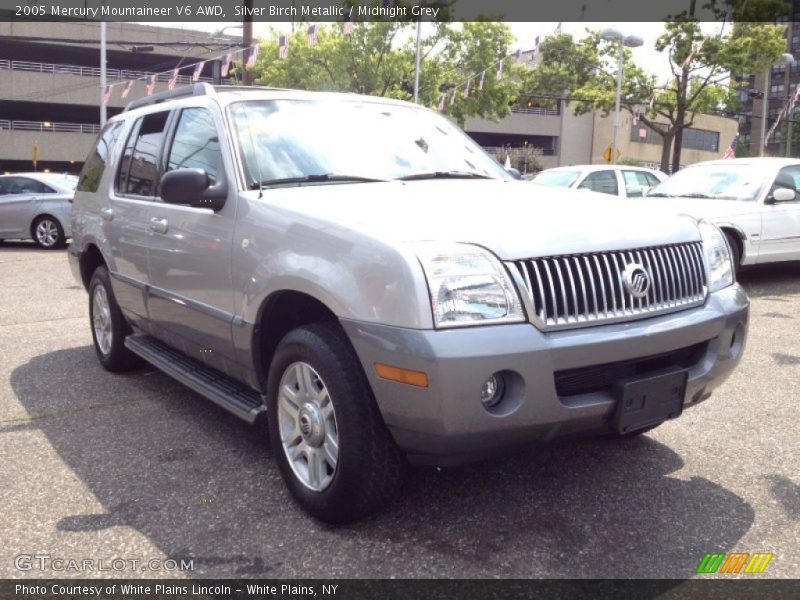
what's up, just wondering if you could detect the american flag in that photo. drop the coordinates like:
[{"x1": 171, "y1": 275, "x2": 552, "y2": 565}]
[
  {"x1": 437, "y1": 95, "x2": 445, "y2": 111},
  {"x1": 192, "y1": 61, "x2": 205, "y2": 82},
  {"x1": 496, "y1": 59, "x2": 503, "y2": 81},
  {"x1": 478, "y1": 70, "x2": 485, "y2": 90},
  {"x1": 145, "y1": 73, "x2": 157, "y2": 96},
  {"x1": 246, "y1": 44, "x2": 259, "y2": 67},
  {"x1": 167, "y1": 68, "x2": 179, "y2": 90},
  {"x1": 343, "y1": 19, "x2": 354, "y2": 35},
  {"x1": 554, "y1": 22, "x2": 562, "y2": 35},
  {"x1": 308, "y1": 24, "x2": 318, "y2": 46},
  {"x1": 278, "y1": 36, "x2": 289, "y2": 59},
  {"x1": 120, "y1": 80, "x2": 134, "y2": 99},
  {"x1": 463, "y1": 80, "x2": 470, "y2": 98},
  {"x1": 450, "y1": 86, "x2": 457, "y2": 105},
  {"x1": 220, "y1": 53, "x2": 232, "y2": 77},
  {"x1": 102, "y1": 84, "x2": 112, "y2": 104},
  {"x1": 515, "y1": 48, "x2": 522, "y2": 63},
  {"x1": 723, "y1": 134, "x2": 738, "y2": 159},
  {"x1": 533, "y1": 35, "x2": 541, "y2": 61}
]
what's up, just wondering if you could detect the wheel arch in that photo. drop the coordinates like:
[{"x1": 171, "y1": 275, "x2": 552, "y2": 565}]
[
  {"x1": 718, "y1": 224, "x2": 746, "y2": 265},
  {"x1": 29, "y1": 213, "x2": 64, "y2": 236},
  {"x1": 252, "y1": 289, "x2": 345, "y2": 390},
  {"x1": 78, "y1": 243, "x2": 107, "y2": 290}
]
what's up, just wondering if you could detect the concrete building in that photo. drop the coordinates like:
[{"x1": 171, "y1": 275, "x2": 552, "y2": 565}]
[
  {"x1": 0, "y1": 22, "x2": 240, "y2": 174},
  {"x1": 465, "y1": 104, "x2": 738, "y2": 174}
]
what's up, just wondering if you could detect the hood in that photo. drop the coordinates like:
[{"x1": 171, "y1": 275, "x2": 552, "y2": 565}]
[
  {"x1": 255, "y1": 180, "x2": 701, "y2": 260},
  {"x1": 640, "y1": 196, "x2": 762, "y2": 220}
]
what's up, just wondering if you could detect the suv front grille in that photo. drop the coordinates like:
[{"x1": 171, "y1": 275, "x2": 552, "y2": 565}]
[{"x1": 509, "y1": 242, "x2": 707, "y2": 331}]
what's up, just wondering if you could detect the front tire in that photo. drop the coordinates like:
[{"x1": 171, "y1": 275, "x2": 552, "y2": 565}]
[
  {"x1": 88, "y1": 266, "x2": 142, "y2": 372},
  {"x1": 267, "y1": 323, "x2": 405, "y2": 523},
  {"x1": 32, "y1": 216, "x2": 65, "y2": 249}
]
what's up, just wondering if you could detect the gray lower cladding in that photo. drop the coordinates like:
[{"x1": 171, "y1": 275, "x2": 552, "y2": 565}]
[{"x1": 341, "y1": 283, "x2": 749, "y2": 466}]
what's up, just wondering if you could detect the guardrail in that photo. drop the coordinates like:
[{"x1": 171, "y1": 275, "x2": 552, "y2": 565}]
[
  {"x1": 0, "y1": 58, "x2": 214, "y2": 85},
  {"x1": 0, "y1": 120, "x2": 100, "y2": 134}
]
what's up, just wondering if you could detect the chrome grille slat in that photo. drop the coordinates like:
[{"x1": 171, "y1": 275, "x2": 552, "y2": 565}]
[{"x1": 511, "y1": 242, "x2": 707, "y2": 331}]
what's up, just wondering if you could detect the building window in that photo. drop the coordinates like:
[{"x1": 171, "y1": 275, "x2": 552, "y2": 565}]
[{"x1": 629, "y1": 123, "x2": 719, "y2": 152}]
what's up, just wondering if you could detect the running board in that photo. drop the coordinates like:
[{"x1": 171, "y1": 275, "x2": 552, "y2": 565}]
[{"x1": 124, "y1": 334, "x2": 266, "y2": 424}]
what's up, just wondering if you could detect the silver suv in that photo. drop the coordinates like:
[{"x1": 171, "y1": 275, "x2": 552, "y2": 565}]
[{"x1": 68, "y1": 84, "x2": 749, "y2": 522}]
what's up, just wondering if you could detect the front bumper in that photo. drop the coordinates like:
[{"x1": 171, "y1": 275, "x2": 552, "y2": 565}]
[{"x1": 341, "y1": 284, "x2": 749, "y2": 465}]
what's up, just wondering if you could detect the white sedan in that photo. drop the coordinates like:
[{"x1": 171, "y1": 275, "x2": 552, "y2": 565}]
[
  {"x1": 531, "y1": 165, "x2": 667, "y2": 198},
  {"x1": 644, "y1": 158, "x2": 800, "y2": 270},
  {"x1": 0, "y1": 172, "x2": 76, "y2": 248}
]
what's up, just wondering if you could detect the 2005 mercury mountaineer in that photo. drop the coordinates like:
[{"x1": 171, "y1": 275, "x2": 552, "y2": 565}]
[{"x1": 68, "y1": 84, "x2": 749, "y2": 522}]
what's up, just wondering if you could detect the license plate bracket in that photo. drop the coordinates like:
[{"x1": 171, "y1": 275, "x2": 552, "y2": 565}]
[{"x1": 611, "y1": 367, "x2": 687, "y2": 435}]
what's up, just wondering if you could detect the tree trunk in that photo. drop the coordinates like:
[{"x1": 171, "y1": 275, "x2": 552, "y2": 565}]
[
  {"x1": 660, "y1": 133, "x2": 674, "y2": 173},
  {"x1": 672, "y1": 0, "x2": 697, "y2": 173}
]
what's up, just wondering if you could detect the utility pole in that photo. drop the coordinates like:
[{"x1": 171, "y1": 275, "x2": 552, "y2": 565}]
[
  {"x1": 242, "y1": 0, "x2": 253, "y2": 86},
  {"x1": 100, "y1": 20, "x2": 107, "y2": 126}
]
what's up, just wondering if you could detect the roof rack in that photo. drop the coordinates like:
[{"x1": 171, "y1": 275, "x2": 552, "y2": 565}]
[{"x1": 123, "y1": 82, "x2": 215, "y2": 112}]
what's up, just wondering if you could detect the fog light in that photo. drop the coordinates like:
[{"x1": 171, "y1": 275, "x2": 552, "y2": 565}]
[{"x1": 480, "y1": 373, "x2": 505, "y2": 408}]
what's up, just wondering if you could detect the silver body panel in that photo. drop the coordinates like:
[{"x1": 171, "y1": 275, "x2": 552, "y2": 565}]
[{"x1": 68, "y1": 88, "x2": 750, "y2": 462}]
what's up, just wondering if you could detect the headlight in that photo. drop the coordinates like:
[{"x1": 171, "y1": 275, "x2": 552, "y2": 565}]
[
  {"x1": 698, "y1": 221, "x2": 733, "y2": 292},
  {"x1": 413, "y1": 243, "x2": 525, "y2": 328}
]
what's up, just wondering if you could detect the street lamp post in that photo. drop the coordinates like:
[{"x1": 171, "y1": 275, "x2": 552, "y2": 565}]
[{"x1": 600, "y1": 28, "x2": 643, "y2": 165}]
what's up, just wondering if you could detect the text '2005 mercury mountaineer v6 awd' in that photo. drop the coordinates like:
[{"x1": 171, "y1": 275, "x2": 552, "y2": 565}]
[{"x1": 68, "y1": 84, "x2": 748, "y2": 522}]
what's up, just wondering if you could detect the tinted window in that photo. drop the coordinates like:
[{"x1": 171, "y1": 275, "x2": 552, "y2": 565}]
[
  {"x1": 117, "y1": 111, "x2": 169, "y2": 197},
  {"x1": 644, "y1": 172, "x2": 661, "y2": 187},
  {"x1": 0, "y1": 177, "x2": 46, "y2": 195},
  {"x1": 578, "y1": 170, "x2": 619, "y2": 195},
  {"x1": 166, "y1": 108, "x2": 221, "y2": 183},
  {"x1": 78, "y1": 121, "x2": 123, "y2": 193},
  {"x1": 773, "y1": 165, "x2": 800, "y2": 199}
]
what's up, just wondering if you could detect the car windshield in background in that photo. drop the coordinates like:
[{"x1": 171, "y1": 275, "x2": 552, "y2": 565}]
[
  {"x1": 229, "y1": 99, "x2": 509, "y2": 188},
  {"x1": 647, "y1": 164, "x2": 768, "y2": 201},
  {"x1": 532, "y1": 169, "x2": 582, "y2": 187},
  {"x1": 39, "y1": 173, "x2": 79, "y2": 191}
]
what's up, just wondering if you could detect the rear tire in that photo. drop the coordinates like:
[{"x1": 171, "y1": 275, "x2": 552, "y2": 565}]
[
  {"x1": 88, "y1": 266, "x2": 142, "y2": 372},
  {"x1": 32, "y1": 216, "x2": 66, "y2": 249},
  {"x1": 267, "y1": 322, "x2": 405, "y2": 523}
]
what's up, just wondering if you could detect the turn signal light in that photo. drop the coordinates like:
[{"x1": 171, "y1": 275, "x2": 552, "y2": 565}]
[{"x1": 374, "y1": 363, "x2": 429, "y2": 388}]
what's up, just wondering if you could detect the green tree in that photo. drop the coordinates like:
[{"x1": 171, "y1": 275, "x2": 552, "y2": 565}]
[
  {"x1": 248, "y1": 22, "x2": 523, "y2": 125},
  {"x1": 523, "y1": 4, "x2": 787, "y2": 172}
]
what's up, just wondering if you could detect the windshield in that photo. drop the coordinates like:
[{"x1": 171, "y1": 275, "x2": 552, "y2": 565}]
[
  {"x1": 229, "y1": 99, "x2": 508, "y2": 187},
  {"x1": 532, "y1": 169, "x2": 581, "y2": 187},
  {"x1": 39, "y1": 173, "x2": 78, "y2": 191},
  {"x1": 647, "y1": 163, "x2": 768, "y2": 201}
]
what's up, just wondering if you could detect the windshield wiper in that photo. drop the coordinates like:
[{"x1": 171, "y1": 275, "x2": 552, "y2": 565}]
[
  {"x1": 252, "y1": 174, "x2": 387, "y2": 189},
  {"x1": 645, "y1": 192, "x2": 672, "y2": 197},
  {"x1": 397, "y1": 171, "x2": 493, "y2": 181},
  {"x1": 680, "y1": 192, "x2": 712, "y2": 198}
]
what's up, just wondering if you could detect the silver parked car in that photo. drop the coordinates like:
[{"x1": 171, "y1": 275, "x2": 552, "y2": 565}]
[
  {"x1": 532, "y1": 164, "x2": 667, "y2": 197},
  {"x1": 0, "y1": 172, "x2": 76, "y2": 248},
  {"x1": 68, "y1": 84, "x2": 749, "y2": 522}
]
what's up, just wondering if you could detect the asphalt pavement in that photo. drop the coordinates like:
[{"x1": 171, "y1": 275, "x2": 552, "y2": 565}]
[{"x1": 1, "y1": 240, "x2": 798, "y2": 579}]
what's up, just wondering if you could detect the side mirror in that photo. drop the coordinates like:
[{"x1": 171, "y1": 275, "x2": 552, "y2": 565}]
[
  {"x1": 769, "y1": 187, "x2": 796, "y2": 203},
  {"x1": 160, "y1": 168, "x2": 227, "y2": 211}
]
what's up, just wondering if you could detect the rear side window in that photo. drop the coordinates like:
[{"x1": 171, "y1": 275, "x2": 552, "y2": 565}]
[
  {"x1": 166, "y1": 108, "x2": 221, "y2": 183},
  {"x1": 622, "y1": 170, "x2": 652, "y2": 197},
  {"x1": 78, "y1": 121, "x2": 123, "y2": 193},
  {"x1": 578, "y1": 170, "x2": 619, "y2": 195},
  {"x1": 0, "y1": 177, "x2": 47, "y2": 194},
  {"x1": 116, "y1": 111, "x2": 170, "y2": 197}
]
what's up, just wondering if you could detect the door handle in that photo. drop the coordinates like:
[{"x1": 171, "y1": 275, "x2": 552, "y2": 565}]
[
  {"x1": 100, "y1": 208, "x2": 114, "y2": 222},
  {"x1": 149, "y1": 217, "x2": 169, "y2": 234}
]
